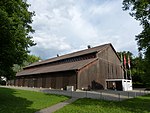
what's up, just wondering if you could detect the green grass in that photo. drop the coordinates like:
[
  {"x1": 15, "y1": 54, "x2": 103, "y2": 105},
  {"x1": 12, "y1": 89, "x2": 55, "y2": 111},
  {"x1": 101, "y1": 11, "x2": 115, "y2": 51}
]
[
  {"x1": 55, "y1": 95, "x2": 150, "y2": 113},
  {"x1": 0, "y1": 87, "x2": 69, "y2": 113}
]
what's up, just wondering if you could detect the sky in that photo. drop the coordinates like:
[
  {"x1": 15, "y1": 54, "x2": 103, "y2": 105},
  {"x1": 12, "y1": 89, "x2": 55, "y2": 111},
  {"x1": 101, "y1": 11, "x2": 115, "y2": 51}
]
[{"x1": 28, "y1": 0, "x2": 142, "y2": 59}]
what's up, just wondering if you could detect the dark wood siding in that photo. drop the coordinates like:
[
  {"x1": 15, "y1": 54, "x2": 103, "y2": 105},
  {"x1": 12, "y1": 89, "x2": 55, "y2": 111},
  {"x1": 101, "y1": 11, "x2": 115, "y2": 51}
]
[
  {"x1": 37, "y1": 77, "x2": 42, "y2": 87},
  {"x1": 78, "y1": 59, "x2": 99, "y2": 89},
  {"x1": 51, "y1": 76, "x2": 56, "y2": 88},
  {"x1": 9, "y1": 44, "x2": 125, "y2": 91},
  {"x1": 77, "y1": 46, "x2": 124, "y2": 90},
  {"x1": 13, "y1": 71, "x2": 77, "y2": 90},
  {"x1": 45, "y1": 76, "x2": 51, "y2": 88},
  {"x1": 97, "y1": 46, "x2": 124, "y2": 79}
]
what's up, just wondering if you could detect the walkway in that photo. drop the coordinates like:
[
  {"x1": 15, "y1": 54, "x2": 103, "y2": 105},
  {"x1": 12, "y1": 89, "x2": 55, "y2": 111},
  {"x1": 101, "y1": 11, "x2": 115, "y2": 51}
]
[
  {"x1": 35, "y1": 97, "x2": 78, "y2": 113},
  {"x1": 1, "y1": 86, "x2": 149, "y2": 101},
  {"x1": 1, "y1": 86, "x2": 150, "y2": 112}
]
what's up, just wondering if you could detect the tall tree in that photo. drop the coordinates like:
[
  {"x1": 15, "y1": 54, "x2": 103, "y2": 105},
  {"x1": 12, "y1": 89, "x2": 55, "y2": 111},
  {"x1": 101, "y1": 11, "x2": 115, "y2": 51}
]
[
  {"x1": 131, "y1": 53, "x2": 145, "y2": 86},
  {"x1": 0, "y1": 0, "x2": 35, "y2": 79},
  {"x1": 122, "y1": 0, "x2": 150, "y2": 86}
]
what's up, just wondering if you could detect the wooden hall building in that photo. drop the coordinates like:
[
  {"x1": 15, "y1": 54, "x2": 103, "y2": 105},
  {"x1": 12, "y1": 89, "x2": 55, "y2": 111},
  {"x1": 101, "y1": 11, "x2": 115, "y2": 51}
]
[{"x1": 9, "y1": 43, "x2": 125, "y2": 90}]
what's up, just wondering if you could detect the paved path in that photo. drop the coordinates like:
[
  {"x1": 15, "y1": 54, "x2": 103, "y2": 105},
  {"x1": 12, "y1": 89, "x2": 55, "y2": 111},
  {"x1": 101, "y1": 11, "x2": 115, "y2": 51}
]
[
  {"x1": 1, "y1": 86, "x2": 150, "y2": 112},
  {"x1": 35, "y1": 97, "x2": 78, "y2": 113},
  {"x1": 1, "y1": 86, "x2": 149, "y2": 101}
]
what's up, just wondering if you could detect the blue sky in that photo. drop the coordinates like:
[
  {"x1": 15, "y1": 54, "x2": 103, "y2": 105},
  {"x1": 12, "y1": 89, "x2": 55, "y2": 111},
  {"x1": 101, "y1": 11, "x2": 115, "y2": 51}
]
[{"x1": 28, "y1": 0, "x2": 142, "y2": 59}]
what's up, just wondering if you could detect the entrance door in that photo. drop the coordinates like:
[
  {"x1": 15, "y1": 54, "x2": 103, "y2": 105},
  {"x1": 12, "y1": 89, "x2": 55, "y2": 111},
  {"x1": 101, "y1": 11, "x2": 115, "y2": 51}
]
[{"x1": 116, "y1": 81, "x2": 123, "y2": 91}]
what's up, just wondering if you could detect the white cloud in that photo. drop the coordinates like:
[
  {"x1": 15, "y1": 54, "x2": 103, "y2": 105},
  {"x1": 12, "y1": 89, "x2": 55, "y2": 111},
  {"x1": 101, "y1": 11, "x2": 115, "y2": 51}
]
[
  {"x1": 69, "y1": 6, "x2": 99, "y2": 41},
  {"x1": 89, "y1": 1, "x2": 116, "y2": 16},
  {"x1": 30, "y1": 33, "x2": 72, "y2": 59},
  {"x1": 33, "y1": 35, "x2": 71, "y2": 50},
  {"x1": 28, "y1": 0, "x2": 142, "y2": 59}
]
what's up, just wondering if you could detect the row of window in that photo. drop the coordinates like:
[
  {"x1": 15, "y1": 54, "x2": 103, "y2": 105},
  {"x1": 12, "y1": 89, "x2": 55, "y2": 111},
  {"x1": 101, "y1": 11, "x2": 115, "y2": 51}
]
[
  {"x1": 46, "y1": 54, "x2": 96, "y2": 66},
  {"x1": 26, "y1": 53, "x2": 96, "y2": 69}
]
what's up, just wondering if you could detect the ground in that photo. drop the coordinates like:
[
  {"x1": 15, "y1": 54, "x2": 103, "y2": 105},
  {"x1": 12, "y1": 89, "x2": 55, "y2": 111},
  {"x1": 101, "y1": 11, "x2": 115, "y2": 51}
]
[
  {"x1": 0, "y1": 87, "x2": 150, "y2": 113},
  {"x1": 55, "y1": 95, "x2": 150, "y2": 113},
  {"x1": 0, "y1": 87, "x2": 69, "y2": 113}
]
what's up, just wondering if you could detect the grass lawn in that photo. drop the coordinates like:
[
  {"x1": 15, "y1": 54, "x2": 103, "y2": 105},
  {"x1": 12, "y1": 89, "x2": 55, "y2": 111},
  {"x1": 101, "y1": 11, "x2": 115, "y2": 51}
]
[
  {"x1": 55, "y1": 94, "x2": 150, "y2": 113},
  {"x1": 0, "y1": 87, "x2": 69, "y2": 113}
]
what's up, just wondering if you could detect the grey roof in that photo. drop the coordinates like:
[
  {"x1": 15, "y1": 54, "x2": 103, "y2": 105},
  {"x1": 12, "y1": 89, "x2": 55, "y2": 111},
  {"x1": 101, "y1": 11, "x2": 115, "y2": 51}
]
[
  {"x1": 16, "y1": 43, "x2": 119, "y2": 77},
  {"x1": 25, "y1": 43, "x2": 110, "y2": 68},
  {"x1": 16, "y1": 58, "x2": 98, "y2": 76}
]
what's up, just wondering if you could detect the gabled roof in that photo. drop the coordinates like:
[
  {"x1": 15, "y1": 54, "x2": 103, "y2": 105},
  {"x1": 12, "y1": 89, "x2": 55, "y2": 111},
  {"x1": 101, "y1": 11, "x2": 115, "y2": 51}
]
[
  {"x1": 24, "y1": 43, "x2": 110, "y2": 69},
  {"x1": 16, "y1": 43, "x2": 121, "y2": 77},
  {"x1": 16, "y1": 58, "x2": 98, "y2": 76}
]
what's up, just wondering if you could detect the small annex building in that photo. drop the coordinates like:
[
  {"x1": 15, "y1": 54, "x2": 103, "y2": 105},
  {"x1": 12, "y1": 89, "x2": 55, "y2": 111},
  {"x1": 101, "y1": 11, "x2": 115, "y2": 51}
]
[{"x1": 8, "y1": 43, "x2": 130, "y2": 90}]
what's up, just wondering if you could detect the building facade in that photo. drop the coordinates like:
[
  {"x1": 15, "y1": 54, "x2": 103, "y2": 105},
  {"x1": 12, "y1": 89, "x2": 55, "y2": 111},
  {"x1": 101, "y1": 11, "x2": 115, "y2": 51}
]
[{"x1": 8, "y1": 43, "x2": 125, "y2": 90}]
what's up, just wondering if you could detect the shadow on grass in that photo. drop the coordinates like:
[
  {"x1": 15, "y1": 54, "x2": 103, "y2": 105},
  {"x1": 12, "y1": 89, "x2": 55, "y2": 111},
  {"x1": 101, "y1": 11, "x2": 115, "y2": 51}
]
[
  {"x1": 69, "y1": 95, "x2": 150, "y2": 113},
  {"x1": 0, "y1": 87, "x2": 38, "y2": 113}
]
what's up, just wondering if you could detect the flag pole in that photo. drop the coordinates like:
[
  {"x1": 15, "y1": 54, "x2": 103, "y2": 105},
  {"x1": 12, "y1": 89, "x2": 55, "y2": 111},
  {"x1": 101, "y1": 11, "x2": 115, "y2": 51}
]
[
  {"x1": 124, "y1": 54, "x2": 127, "y2": 79},
  {"x1": 128, "y1": 55, "x2": 132, "y2": 80},
  {"x1": 129, "y1": 67, "x2": 132, "y2": 80},
  {"x1": 120, "y1": 53, "x2": 124, "y2": 78},
  {"x1": 126, "y1": 69, "x2": 127, "y2": 79}
]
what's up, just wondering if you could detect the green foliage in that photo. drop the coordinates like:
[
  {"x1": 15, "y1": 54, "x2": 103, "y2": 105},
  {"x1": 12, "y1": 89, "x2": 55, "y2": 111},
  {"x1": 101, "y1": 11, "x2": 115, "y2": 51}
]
[
  {"x1": 0, "y1": 87, "x2": 69, "y2": 113},
  {"x1": 56, "y1": 95, "x2": 150, "y2": 113},
  {"x1": 26, "y1": 54, "x2": 41, "y2": 64},
  {"x1": 118, "y1": 51, "x2": 146, "y2": 87},
  {"x1": 0, "y1": 78, "x2": 6, "y2": 85},
  {"x1": 131, "y1": 56, "x2": 145, "y2": 86},
  {"x1": 117, "y1": 51, "x2": 133, "y2": 58},
  {"x1": 0, "y1": 0, "x2": 35, "y2": 79},
  {"x1": 13, "y1": 54, "x2": 41, "y2": 73},
  {"x1": 117, "y1": 51, "x2": 133, "y2": 77},
  {"x1": 122, "y1": 0, "x2": 150, "y2": 86}
]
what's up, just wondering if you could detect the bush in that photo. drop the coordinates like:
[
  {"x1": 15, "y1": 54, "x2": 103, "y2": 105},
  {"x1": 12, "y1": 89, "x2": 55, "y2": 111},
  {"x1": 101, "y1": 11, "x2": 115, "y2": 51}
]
[
  {"x1": 0, "y1": 80, "x2": 6, "y2": 85},
  {"x1": 132, "y1": 82, "x2": 145, "y2": 88}
]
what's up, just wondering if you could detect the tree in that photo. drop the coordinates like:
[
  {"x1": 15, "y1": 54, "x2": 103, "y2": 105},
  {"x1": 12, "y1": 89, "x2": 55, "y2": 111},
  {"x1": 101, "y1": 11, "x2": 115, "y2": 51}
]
[
  {"x1": 122, "y1": 0, "x2": 150, "y2": 86},
  {"x1": 13, "y1": 54, "x2": 41, "y2": 73},
  {"x1": 118, "y1": 51, "x2": 146, "y2": 87},
  {"x1": 131, "y1": 54, "x2": 145, "y2": 86},
  {"x1": 117, "y1": 51, "x2": 133, "y2": 79},
  {"x1": 0, "y1": 0, "x2": 35, "y2": 79}
]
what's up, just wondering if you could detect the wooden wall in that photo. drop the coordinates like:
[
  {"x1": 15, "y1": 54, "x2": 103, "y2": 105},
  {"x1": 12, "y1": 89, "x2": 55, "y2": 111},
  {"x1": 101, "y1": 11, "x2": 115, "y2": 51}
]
[
  {"x1": 97, "y1": 46, "x2": 124, "y2": 79},
  {"x1": 78, "y1": 59, "x2": 99, "y2": 90},
  {"x1": 12, "y1": 71, "x2": 77, "y2": 90},
  {"x1": 8, "y1": 45, "x2": 124, "y2": 90},
  {"x1": 77, "y1": 46, "x2": 124, "y2": 90}
]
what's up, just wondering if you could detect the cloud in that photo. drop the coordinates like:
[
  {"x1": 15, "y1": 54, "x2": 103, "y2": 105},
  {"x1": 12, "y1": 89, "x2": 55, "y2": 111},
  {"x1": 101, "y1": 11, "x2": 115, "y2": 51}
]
[
  {"x1": 28, "y1": 0, "x2": 142, "y2": 59},
  {"x1": 89, "y1": 1, "x2": 116, "y2": 16},
  {"x1": 33, "y1": 35, "x2": 71, "y2": 50},
  {"x1": 30, "y1": 33, "x2": 71, "y2": 59}
]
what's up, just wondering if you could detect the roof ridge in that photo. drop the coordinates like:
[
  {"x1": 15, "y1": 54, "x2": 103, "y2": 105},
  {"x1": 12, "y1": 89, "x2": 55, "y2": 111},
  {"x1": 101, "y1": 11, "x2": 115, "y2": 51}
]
[
  {"x1": 24, "y1": 43, "x2": 111, "y2": 68},
  {"x1": 17, "y1": 58, "x2": 98, "y2": 76}
]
